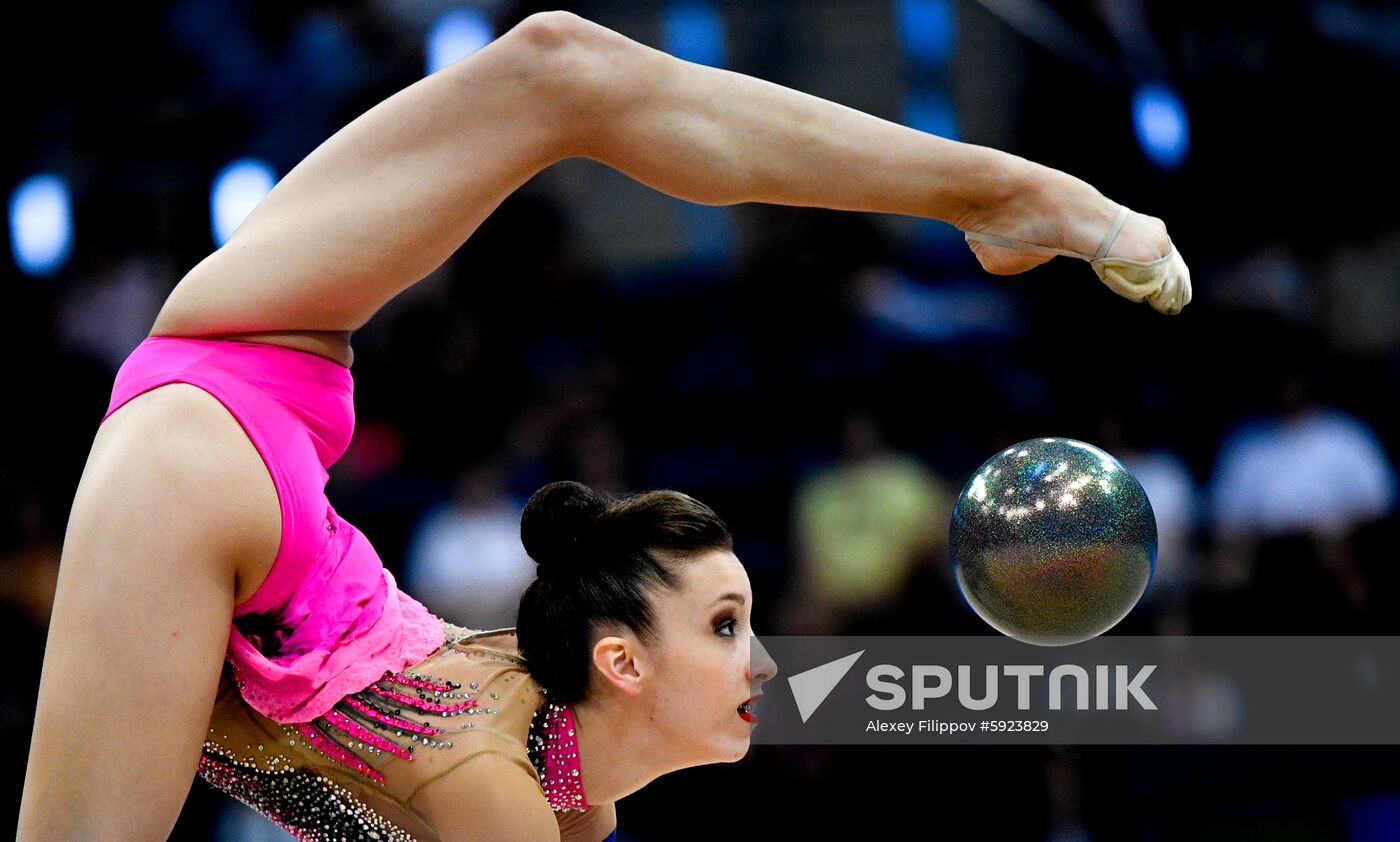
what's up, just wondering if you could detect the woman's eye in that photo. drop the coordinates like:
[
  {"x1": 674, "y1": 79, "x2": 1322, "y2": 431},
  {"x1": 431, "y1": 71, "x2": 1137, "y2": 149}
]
[{"x1": 716, "y1": 619, "x2": 737, "y2": 637}]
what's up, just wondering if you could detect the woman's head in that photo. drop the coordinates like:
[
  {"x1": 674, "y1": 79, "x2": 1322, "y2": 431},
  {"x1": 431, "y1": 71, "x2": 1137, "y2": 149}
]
[{"x1": 516, "y1": 480, "x2": 775, "y2": 762}]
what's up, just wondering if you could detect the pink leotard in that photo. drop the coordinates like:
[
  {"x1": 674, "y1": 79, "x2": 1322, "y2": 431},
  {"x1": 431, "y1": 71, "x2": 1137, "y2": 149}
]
[{"x1": 102, "y1": 336, "x2": 445, "y2": 723}]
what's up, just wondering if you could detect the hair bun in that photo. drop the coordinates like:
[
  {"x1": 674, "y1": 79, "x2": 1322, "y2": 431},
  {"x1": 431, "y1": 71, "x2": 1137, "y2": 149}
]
[{"x1": 521, "y1": 480, "x2": 607, "y2": 576}]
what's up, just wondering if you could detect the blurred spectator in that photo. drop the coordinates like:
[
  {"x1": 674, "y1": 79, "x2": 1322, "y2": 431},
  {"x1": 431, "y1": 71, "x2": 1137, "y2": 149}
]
[
  {"x1": 1204, "y1": 353, "x2": 1397, "y2": 628},
  {"x1": 782, "y1": 408, "x2": 953, "y2": 634},
  {"x1": 1209, "y1": 386, "x2": 1396, "y2": 542},
  {"x1": 402, "y1": 460, "x2": 533, "y2": 629}
]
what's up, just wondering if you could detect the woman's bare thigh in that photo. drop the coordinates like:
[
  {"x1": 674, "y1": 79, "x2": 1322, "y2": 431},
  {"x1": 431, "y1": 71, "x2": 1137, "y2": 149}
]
[
  {"x1": 19, "y1": 382, "x2": 281, "y2": 839},
  {"x1": 98, "y1": 383, "x2": 283, "y2": 602}
]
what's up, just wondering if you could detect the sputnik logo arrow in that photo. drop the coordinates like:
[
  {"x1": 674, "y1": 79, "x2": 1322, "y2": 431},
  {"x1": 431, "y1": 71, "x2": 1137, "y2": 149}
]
[{"x1": 788, "y1": 650, "x2": 864, "y2": 723}]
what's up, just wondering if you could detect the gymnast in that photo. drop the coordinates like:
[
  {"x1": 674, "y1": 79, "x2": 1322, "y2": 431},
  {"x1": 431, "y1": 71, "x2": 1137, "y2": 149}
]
[{"x1": 18, "y1": 10, "x2": 1189, "y2": 841}]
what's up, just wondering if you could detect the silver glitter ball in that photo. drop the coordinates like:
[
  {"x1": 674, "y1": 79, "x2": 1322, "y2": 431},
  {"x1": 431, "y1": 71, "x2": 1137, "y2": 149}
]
[{"x1": 950, "y1": 437, "x2": 1157, "y2": 646}]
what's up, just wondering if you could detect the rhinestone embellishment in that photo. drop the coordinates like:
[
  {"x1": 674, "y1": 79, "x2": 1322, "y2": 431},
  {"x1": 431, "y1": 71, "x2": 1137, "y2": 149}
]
[
  {"x1": 298, "y1": 669, "x2": 495, "y2": 784},
  {"x1": 198, "y1": 742, "x2": 415, "y2": 841},
  {"x1": 527, "y1": 698, "x2": 591, "y2": 812}
]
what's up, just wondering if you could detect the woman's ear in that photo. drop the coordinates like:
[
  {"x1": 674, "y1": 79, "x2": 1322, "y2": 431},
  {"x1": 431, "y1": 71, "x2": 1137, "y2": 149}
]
[{"x1": 591, "y1": 634, "x2": 644, "y2": 698}]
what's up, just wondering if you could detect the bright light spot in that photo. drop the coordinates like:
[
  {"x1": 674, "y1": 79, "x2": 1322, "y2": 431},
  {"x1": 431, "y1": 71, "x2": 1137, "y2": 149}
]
[
  {"x1": 663, "y1": 1, "x2": 726, "y2": 67},
  {"x1": 10, "y1": 174, "x2": 72, "y2": 277},
  {"x1": 426, "y1": 8, "x2": 493, "y2": 75},
  {"x1": 211, "y1": 158, "x2": 276, "y2": 247},
  {"x1": 1099, "y1": 478, "x2": 1112, "y2": 494},
  {"x1": 896, "y1": 0, "x2": 955, "y2": 65},
  {"x1": 1133, "y1": 81, "x2": 1190, "y2": 170},
  {"x1": 969, "y1": 475, "x2": 988, "y2": 502}
]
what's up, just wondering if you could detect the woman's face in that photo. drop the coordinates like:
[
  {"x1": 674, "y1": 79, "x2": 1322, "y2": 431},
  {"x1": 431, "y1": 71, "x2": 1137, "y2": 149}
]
[{"x1": 641, "y1": 548, "x2": 778, "y2": 765}]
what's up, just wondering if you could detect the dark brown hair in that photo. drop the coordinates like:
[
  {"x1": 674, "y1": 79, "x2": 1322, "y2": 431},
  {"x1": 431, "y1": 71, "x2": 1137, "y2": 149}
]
[{"x1": 516, "y1": 480, "x2": 732, "y2": 704}]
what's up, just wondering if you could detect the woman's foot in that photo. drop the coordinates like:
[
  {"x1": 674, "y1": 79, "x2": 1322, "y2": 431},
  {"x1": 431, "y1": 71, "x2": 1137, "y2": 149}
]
[{"x1": 960, "y1": 161, "x2": 1173, "y2": 276}]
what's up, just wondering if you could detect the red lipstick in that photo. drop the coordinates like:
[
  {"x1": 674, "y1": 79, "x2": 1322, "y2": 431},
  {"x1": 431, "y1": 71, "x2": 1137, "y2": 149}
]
[{"x1": 737, "y1": 694, "x2": 762, "y2": 723}]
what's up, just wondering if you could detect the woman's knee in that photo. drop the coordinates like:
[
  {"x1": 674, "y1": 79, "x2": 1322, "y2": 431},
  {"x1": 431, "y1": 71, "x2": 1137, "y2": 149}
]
[{"x1": 483, "y1": 11, "x2": 654, "y2": 148}]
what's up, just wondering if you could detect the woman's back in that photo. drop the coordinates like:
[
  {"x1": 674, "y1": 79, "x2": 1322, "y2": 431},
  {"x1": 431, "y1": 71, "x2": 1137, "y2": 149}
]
[{"x1": 202, "y1": 625, "x2": 616, "y2": 841}]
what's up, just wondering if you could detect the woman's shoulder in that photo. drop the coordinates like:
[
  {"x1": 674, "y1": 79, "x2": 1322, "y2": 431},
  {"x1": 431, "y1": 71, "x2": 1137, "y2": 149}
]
[
  {"x1": 445, "y1": 623, "x2": 523, "y2": 652},
  {"x1": 417, "y1": 625, "x2": 542, "y2": 740},
  {"x1": 439, "y1": 625, "x2": 532, "y2": 667}
]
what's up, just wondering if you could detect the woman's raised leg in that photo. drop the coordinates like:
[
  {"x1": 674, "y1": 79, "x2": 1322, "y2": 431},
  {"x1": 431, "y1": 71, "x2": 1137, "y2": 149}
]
[
  {"x1": 151, "y1": 11, "x2": 1173, "y2": 343},
  {"x1": 566, "y1": 20, "x2": 1173, "y2": 279}
]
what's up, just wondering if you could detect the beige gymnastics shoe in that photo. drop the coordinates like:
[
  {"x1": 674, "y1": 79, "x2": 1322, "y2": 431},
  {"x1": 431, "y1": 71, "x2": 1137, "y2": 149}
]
[{"x1": 963, "y1": 204, "x2": 1192, "y2": 315}]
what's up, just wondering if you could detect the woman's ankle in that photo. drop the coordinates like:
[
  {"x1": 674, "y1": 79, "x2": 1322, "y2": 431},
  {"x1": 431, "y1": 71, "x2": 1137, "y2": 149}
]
[
  {"x1": 948, "y1": 150, "x2": 1037, "y2": 234},
  {"x1": 1030, "y1": 166, "x2": 1171, "y2": 263}
]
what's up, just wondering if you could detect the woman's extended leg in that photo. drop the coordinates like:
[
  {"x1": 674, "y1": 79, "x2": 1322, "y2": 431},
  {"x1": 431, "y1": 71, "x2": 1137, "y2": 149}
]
[{"x1": 151, "y1": 11, "x2": 1171, "y2": 342}]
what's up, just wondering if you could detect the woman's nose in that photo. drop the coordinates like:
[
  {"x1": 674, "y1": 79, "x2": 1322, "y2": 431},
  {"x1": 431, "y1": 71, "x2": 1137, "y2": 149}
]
[{"x1": 748, "y1": 635, "x2": 779, "y2": 684}]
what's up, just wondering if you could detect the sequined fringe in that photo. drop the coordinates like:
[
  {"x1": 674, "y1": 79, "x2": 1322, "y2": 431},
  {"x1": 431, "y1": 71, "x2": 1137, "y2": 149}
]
[
  {"x1": 201, "y1": 625, "x2": 521, "y2": 839},
  {"x1": 303, "y1": 666, "x2": 507, "y2": 784}
]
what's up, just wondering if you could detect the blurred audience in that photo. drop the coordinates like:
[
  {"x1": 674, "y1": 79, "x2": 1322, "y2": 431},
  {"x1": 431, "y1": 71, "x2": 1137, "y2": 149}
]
[
  {"x1": 1207, "y1": 355, "x2": 1396, "y2": 611},
  {"x1": 782, "y1": 409, "x2": 953, "y2": 634},
  {"x1": 403, "y1": 459, "x2": 534, "y2": 630},
  {"x1": 1209, "y1": 388, "x2": 1396, "y2": 543}
]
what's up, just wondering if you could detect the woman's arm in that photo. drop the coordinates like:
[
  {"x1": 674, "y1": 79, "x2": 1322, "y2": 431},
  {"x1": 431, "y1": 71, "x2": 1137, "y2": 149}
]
[{"x1": 152, "y1": 11, "x2": 1160, "y2": 340}]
